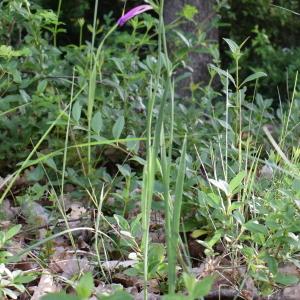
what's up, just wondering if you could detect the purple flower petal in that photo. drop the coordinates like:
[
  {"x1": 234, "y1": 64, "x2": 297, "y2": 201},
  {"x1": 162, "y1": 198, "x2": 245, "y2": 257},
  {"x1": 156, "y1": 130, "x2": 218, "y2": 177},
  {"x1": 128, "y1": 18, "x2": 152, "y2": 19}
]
[{"x1": 117, "y1": 5, "x2": 153, "y2": 26}]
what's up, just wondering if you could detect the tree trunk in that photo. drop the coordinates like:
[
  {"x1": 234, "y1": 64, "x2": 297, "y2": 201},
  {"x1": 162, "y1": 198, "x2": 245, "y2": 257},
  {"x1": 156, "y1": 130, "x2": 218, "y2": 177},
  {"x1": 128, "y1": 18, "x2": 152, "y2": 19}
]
[{"x1": 164, "y1": 0, "x2": 218, "y2": 98}]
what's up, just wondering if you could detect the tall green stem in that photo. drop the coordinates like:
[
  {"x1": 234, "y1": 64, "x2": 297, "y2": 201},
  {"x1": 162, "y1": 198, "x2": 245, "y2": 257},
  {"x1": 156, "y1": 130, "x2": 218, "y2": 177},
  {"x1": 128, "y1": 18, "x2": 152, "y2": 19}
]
[{"x1": 54, "y1": 0, "x2": 62, "y2": 47}]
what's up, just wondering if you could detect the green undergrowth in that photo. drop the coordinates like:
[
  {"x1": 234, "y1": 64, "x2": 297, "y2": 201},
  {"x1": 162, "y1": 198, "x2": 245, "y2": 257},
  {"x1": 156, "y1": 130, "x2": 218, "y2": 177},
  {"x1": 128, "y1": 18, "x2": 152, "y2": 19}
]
[{"x1": 1, "y1": 0, "x2": 300, "y2": 299}]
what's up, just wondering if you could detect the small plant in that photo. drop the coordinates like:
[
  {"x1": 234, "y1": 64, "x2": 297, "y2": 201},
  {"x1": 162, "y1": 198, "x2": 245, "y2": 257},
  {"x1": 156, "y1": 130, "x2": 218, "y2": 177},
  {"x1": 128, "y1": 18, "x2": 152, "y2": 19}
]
[
  {"x1": 0, "y1": 225, "x2": 36, "y2": 299},
  {"x1": 42, "y1": 272, "x2": 94, "y2": 300}
]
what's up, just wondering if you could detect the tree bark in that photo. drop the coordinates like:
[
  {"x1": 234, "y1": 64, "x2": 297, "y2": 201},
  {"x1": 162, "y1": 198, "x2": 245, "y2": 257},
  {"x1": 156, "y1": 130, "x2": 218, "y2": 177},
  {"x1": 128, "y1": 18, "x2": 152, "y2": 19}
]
[{"x1": 164, "y1": 0, "x2": 218, "y2": 98}]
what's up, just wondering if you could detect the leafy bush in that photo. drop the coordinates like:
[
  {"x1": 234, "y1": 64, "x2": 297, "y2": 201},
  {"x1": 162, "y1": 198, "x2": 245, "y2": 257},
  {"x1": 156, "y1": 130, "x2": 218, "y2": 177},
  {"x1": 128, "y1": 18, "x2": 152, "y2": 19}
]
[{"x1": 221, "y1": 0, "x2": 300, "y2": 99}]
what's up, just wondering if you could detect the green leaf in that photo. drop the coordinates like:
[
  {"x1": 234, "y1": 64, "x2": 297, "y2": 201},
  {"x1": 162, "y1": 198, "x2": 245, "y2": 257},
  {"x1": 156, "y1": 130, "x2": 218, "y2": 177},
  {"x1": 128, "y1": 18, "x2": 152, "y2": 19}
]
[
  {"x1": 27, "y1": 165, "x2": 44, "y2": 182},
  {"x1": 112, "y1": 116, "x2": 125, "y2": 139},
  {"x1": 117, "y1": 164, "x2": 131, "y2": 177},
  {"x1": 223, "y1": 38, "x2": 239, "y2": 54},
  {"x1": 101, "y1": 291, "x2": 133, "y2": 300},
  {"x1": 274, "y1": 273, "x2": 299, "y2": 286},
  {"x1": 241, "y1": 72, "x2": 267, "y2": 86},
  {"x1": 76, "y1": 272, "x2": 94, "y2": 299},
  {"x1": 232, "y1": 210, "x2": 245, "y2": 225},
  {"x1": 148, "y1": 243, "x2": 165, "y2": 267},
  {"x1": 209, "y1": 64, "x2": 235, "y2": 85},
  {"x1": 192, "y1": 275, "x2": 215, "y2": 298},
  {"x1": 72, "y1": 101, "x2": 82, "y2": 122},
  {"x1": 114, "y1": 214, "x2": 130, "y2": 231},
  {"x1": 91, "y1": 111, "x2": 103, "y2": 134},
  {"x1": 183, "y1": 273, "x2": 196, "y2": 294},
  {"x1": 6, "y1": 225, "x2": 22, "y2": 241},
  {"x1": 163, "y1": 296, "x2": 192, "y2": 300},
  {"x1": 182, "y1": 4, "x2": 198, "y2": 21},
  {"x1": 229, "y1": 171, "x2": 247, "y2": 194},
  {"x1": 206, "y1": 192, "x2": 221, "y2": 208},
  {"x1": 244, "y1": 220, "x2": 268, "y2": 234},
  {"x1": 191, "y1": 229, "x2": 208, "y2": 239},
  {"x1": 14, "y1": 274, "x2": 36, "y2": 284},
  {"x1": 37, "y1": 80, "x2": 48, "y2": 94},
  {"x1": 208, "y1": 178, "x2": 229, "y2": 196},
  {"x1": 42, "y1": 293, "x2": 80, "y2": 300},
  {"x1": 207, "y1": 231, "x2": 222, "y2": 249},
  {"x1": 264, "y1": 255, "x2": 278, "y2": 275},
  {"x1": 174, "y1": 30, "x2": 191, "y2": 48},
  {"x1": 126, "y1": 135, "x2": 140, "y2": 153}
]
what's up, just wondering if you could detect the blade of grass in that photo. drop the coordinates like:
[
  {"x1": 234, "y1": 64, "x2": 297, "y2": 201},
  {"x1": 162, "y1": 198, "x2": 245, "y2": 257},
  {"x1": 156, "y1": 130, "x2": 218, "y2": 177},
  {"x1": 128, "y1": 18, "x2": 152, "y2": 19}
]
[{"x1": 169, "y1": 135, "x2": 187, "y2": 294}]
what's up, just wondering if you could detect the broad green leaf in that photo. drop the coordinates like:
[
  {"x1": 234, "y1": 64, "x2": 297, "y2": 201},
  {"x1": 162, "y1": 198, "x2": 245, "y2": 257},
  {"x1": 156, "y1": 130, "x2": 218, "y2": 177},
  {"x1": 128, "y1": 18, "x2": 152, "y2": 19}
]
[
  {"x1": 232, "y1": 210, "x2": 245, "y2": 225},
  {"x1": 209, "y1": 64, "x2": 235, "y2": 85},
  {"x1": 148, "y1": 243, "x2": 165, "y2": 266},
  {"x1": 241, "y1": 71, "x2": 267, "y2": 86},
  {"x1": 223, "y1": 38, "x2": 239, "y2": 54},
  {"x1": 114, "y1": 214, "x2": 130, "y2": 231},
  {"x1": 244, "y1": 220, "x2": 268, "y2": 235},
  {"x1": 191, "y1": 229, "x2": 208, "y2": 239},
  {"x1": 207, "y1": 231, "x2": 222, "y2": 249},
  {"x1": 37, "y1": 80, "x2": 47, "y2": 94},
  {"x1": 274, "y1": 273, "x2": 299, "y2": 286},
  {"x1": 6, "y1": 225, "x2": 22, "y2": 241},
  {"x1": 229, "y1": 171, "x2": 247, "y2": 194},
  {"x1": 27, "y1": 165, "x2": 44, "y2": 181},
  {"x1": 14, "y1": 274, "x2": 36, "y2": 284},
  {"x1": 3, "y1": 288, "x2": 19, "y2": 300},
  {"x1": 117, "y1": 164, "x2": 131, "y2": 177},
  {"x1": 42, "y1": 293, "x2": 80, "y2": 300},
  {"x1": 112, "y1": 116, "x2": 125, "y2": 139},
  {"x1": 91, "y1": 111, "x2": 103, "y2": 134},
  {"x1": 72, "y1": 101, "x2": 82, "y2": 122},
  {"x1": 183, "y1": 273, "x2": 196, "y2": 294},
  {"x1": 174, "y1": 30, "x2": 191, "y2": 48},
  {"x1": 130, "y1": 156, "x2": 146, "y2": 166},
  {"x1": 163, "y1": 296, "x2": 192, "y2": 300},
  {"x1": 126, "y1": 135, "x2": 140, "y2": 153},
  {"x1": 264, "y1": 255, "x2": 278, "y2": 275},
  {"x1": 101, "y1": 291, "x2": 133, "y2": 300},
  {"x1": 228, "y1": 202, "x2": 242, "y2": 213},
  {"x1": 206, "y1": 192, "x2": 221, "y2": 208},
  {"x1": 102, "y1": 79, "x2": 125, "y2": 101},
  {"x1": 192, "y1": 275, "x2": 215, "y2": 298},
  {"x1": 76, "y1": 272, "x2": 94, "y2": 299},
  {"x1": 208, "y1": 178, "x2": 230, "y2": 196},
  {"x1": 217, "y1": 119, "x2": 233, "y2": 131},
  {"x1": 110, "y1": 57, "x2": 125, "y2": 73}
]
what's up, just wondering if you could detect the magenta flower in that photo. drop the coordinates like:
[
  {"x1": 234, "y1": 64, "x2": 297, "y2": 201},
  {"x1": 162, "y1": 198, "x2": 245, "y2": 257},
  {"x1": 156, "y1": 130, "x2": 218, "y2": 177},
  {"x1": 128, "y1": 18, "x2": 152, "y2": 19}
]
[{"x1": 117, "y1": 5, "x2": 153, "y2": 26}]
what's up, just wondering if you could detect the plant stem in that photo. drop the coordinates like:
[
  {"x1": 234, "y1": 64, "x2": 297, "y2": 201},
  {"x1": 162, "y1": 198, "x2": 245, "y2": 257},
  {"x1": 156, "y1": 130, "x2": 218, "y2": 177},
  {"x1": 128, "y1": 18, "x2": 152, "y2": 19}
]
[{"x1": 54, "y1": 0, "x2": 62, "y2": 48}]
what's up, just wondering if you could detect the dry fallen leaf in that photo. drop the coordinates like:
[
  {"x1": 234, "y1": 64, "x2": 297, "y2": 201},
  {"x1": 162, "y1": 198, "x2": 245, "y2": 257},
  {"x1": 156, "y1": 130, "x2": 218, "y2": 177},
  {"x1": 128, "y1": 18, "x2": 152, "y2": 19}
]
[{"x1": 31, "y1": 272, "x2": 59, "y2": 300}]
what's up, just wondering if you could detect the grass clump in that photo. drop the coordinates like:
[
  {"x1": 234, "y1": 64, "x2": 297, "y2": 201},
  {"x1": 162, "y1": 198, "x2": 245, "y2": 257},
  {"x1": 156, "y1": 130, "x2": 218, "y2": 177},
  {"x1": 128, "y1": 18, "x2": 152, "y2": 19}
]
[{"x1": 0, "y1": 1, "x2": 300, "y2": 300}]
